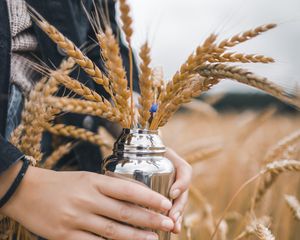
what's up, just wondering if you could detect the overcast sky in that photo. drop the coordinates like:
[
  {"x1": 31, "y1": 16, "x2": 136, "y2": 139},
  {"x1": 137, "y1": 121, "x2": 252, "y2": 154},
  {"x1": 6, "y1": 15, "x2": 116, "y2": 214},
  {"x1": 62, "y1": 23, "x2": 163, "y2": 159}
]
[{"x1": 119, "y1": 0, "x2": 300, "y2": 93}]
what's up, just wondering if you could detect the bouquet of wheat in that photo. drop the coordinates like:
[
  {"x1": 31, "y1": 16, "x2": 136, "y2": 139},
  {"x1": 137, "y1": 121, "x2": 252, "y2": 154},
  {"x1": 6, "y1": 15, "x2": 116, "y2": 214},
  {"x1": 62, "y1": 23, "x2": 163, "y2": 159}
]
[{"x1": 1, "y1": 0, "x2": 299, "y2": 239}]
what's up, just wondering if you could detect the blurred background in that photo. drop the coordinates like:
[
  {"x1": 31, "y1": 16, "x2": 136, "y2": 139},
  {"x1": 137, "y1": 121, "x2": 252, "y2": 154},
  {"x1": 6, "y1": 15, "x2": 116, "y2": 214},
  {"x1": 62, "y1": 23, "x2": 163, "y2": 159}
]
[
  {"x1": 118, "y1": 2, "x2": 300, "y2": 239},
  {"x1": 118, "y1": 0, "x2": 300, "y2": 105}
]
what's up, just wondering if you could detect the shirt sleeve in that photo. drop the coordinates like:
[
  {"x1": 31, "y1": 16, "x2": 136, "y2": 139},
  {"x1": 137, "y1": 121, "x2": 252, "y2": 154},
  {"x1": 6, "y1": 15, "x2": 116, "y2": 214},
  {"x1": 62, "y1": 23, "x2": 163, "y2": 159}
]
[{"x1": 0, "y1": 134, "x2": 24, "y2": 174}]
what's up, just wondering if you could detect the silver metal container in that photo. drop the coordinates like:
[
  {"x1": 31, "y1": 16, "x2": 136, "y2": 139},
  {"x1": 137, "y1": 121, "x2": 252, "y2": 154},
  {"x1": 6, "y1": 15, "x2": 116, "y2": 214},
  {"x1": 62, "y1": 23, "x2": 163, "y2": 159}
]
[{"x1": 102, "y1": 128, "x2": 176, "y2": 240}]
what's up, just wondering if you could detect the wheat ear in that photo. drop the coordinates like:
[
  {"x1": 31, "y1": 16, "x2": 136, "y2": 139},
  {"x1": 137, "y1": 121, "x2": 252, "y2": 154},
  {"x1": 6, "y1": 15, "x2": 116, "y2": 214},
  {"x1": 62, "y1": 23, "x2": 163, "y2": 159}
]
[
  {"x1": 19, "y1": 78, "x2": 48, "y2": 161},
  {"x1": 218, "y1": 24, "x2": 277, "y2": 49},
  {"x1": 212, "y1": 159, "x2": 300, "y2": 240},
  {"x1": 44, "y1": 142, "x2": 75, "y2": 169},
  {"x1": 151, "y1": 76, "x2": 217, "y2": 129},
  {"x1": 255, "y1": 223, "x2": 275, "y2": 240},
  {"x1": 284, "y1": 195, "x2": 300, "y2": 221},
  {"x1": 45, "y1": 123, "x2": 110, "y2": 148},
  {"x1": 196, "y1": 64, "x2": 299, "y2": 108},
  {"x1": 51, "y1": 72, "x2": 103, "y2": 102},
  {"x1": 264, "y1": 159, "x2": 300, "y2": 174},
  {"x1": 9, "y1": 124, "x2": 24, "y2": 148},
  {"x1": 138, "y1": 42, "x2": 154, "y2": 128},
  {"x1": 263, "y1": 129, "x2": 300, "y2": 164},
  {"x1": 254, "y1": 160, "x2": 300, "y2": 204},
  {"x1": 29, "y1": 11, "x2": 114, "y2": 99},
  {"x1": 253, "y1": 172, "x2": 278, "y2": 205},
  {"x1": 97, "y1": 29, "x2": 130, "y2": 126},
  {"x1": 119, "y1": 0, "x2": 134, "y2": 126},
  {"x1": 151, "y1": 67, "x2": 165, "y2": 103},
  {"x1": 119, "y1": 0, "x2": 133, "y2": 44},
  {"x1": 45, "y1": 97, "x2": 123, "y2": 124},
  {"x1": 234, "y1": 216, "x2": 271, "y2": 240},
  {"x1": 208, "y1": 52, "x2": 274, "y2": 64}
]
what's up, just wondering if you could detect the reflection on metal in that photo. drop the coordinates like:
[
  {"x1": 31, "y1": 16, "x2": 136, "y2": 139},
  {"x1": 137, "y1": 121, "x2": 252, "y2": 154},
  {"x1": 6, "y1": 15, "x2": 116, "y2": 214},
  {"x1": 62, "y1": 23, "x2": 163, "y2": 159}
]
[{"x1": 102, "y1": 128, "x2": 176, "y2": 240}]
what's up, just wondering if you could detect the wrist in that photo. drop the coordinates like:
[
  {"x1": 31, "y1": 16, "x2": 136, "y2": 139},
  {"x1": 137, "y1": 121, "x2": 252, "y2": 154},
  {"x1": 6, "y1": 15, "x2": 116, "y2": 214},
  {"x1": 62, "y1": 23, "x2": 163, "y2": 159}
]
[
  {"x1": 0, "y1": 160, "x2": 34, "y2": 217},
  {"x1": 0, "y1": 161, "x2": 23, "y2": 198}
]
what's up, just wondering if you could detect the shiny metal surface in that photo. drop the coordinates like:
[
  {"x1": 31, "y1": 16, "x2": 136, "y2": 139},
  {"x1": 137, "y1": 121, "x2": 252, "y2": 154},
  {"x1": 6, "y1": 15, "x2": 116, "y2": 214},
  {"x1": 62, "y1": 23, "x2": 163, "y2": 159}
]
[{"x1": 102, "y1": 128, "x2": 176, "y2": 240}]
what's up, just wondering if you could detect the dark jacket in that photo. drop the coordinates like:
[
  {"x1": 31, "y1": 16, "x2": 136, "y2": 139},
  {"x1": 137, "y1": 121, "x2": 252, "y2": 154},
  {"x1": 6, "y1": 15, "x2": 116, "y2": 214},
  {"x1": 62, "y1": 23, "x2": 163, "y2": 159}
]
[{"x1": 0, "y1": 0, "x2": 139, "y2": 174}]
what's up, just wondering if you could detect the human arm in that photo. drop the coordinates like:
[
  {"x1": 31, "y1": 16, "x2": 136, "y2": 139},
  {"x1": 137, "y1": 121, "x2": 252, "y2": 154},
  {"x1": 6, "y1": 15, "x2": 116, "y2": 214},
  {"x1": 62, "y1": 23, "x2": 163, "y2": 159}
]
[{"x1": 0, "y1": 166, "x2": 174, "y2": 240}]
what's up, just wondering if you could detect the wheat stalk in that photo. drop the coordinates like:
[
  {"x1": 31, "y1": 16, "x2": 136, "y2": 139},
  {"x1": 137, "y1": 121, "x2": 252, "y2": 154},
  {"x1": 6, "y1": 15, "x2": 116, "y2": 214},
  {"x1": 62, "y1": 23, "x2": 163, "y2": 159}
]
[
  {"x1": 284, "y1": 195, "x2": 300, "y2": 221},
  {"x1": 138, "y1": 42, "x2": 154, "y2": 128},
  {"x1": 253, "y1": 159, "x2": 300, "y2": 204},
  {"x1": 212, "y1": 159, "x2": 300, "y2": 240},
  {"x1": 45, "y1": 123, "x2": 110, "y2": 148},
  {"x1": 45, "y1": 97, "x2": 123, "y2": 124}
]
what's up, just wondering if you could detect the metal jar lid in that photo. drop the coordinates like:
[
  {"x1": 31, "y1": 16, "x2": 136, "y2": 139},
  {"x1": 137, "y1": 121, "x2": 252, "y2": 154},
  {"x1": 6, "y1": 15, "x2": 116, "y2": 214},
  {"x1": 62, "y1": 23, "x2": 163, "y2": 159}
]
[{"x1": 114, "y1": 128, "x2": 166, "y2": 155}]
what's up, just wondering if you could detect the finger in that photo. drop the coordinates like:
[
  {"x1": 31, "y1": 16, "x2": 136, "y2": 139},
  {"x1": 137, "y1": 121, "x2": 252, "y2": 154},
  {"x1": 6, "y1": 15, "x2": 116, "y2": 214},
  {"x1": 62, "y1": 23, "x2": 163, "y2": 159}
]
[
  {"x1": 169, "y1": 190, "x2": 189, "y2": 222},
  {"x1": 97, "y1": 175, "x2": 172, "y2": 212},
  {"x1": 173, "y1": 216, "x2": 183, "y2": 234},
  {"x1": 80, "y1": 214, "x2": 159, "y2": 240},
  {"x1": 67, "y1": 231, "x2": 105, "y2": 240},
  {"x1": 89, "y1": 194, "x2": 174, "y2": 232},
  {"x1": 166, "y1": 149, "x2": 192, "y2": 199}
]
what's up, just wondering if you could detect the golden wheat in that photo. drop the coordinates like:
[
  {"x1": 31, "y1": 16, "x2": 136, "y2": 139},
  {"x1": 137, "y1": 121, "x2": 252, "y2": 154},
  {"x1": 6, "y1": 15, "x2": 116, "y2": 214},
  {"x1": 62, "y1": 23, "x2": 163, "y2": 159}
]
[
  {"x1": 255, "y1": 223, "x2": 275, "y2": 240},
  {"x1": 45, "y1": 96, "x2": 123, "y2": 123},
  {"x1": 284, "y1": 195, "x2": 300, "y2": 221},
  {"x1": 263, "y1": 129, "x2": 300, "y2": 164},
  {"x1": 45, "y1": 123, "x2": 110, "y2": 148},
  {"x1": 44, "y1": 142, "x2": 75, "y2": 169},
  {"x1": 138, "y1": 42, "x2": 154, "y2": 128},
  {"x1": 29, "y1": 11, "x2": 114, "y2": 99},
  {"x1": 97, "y1": 28, "x2": 130, "y2": 126},
  {"x1": 218, "y1": 24, "x2": 277, "y2": 49}
]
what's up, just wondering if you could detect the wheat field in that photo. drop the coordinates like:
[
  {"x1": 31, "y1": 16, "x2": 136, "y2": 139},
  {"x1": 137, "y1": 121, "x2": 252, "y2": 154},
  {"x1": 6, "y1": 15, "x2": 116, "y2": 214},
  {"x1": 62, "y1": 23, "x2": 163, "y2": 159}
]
[{"x1": 161, "y1": 106, "x2": 300, "y2": 240}]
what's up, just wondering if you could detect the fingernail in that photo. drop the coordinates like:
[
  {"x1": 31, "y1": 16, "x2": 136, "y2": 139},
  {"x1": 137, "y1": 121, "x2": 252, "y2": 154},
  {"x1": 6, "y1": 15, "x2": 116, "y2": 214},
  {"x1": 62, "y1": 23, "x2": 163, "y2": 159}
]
[
  {"x1": 161, "y1": 199, "x2": 172, "y2": 211},
  {"x1": 173, "y1": 211, "x2": 181, "y2": 221},
  {"x1": 161, "y1": 218, "x2": 174, "y2": 230},
  {"x1": 146, "y1": 233, "x2": 158, "y2": 240},
  {"x1": 170, "y1": 189, "x2": 181, "y2": 199}
]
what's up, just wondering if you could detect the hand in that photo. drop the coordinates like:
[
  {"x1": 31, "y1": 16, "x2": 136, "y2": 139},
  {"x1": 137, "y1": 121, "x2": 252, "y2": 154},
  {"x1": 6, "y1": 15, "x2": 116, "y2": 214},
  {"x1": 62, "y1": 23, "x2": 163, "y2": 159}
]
[
  {"x1": 166, "y1": 148, "x2": 192, "y2": 234},
  {"x1": 0, "y1": 167, "x2": 174, "y2": 240}
]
